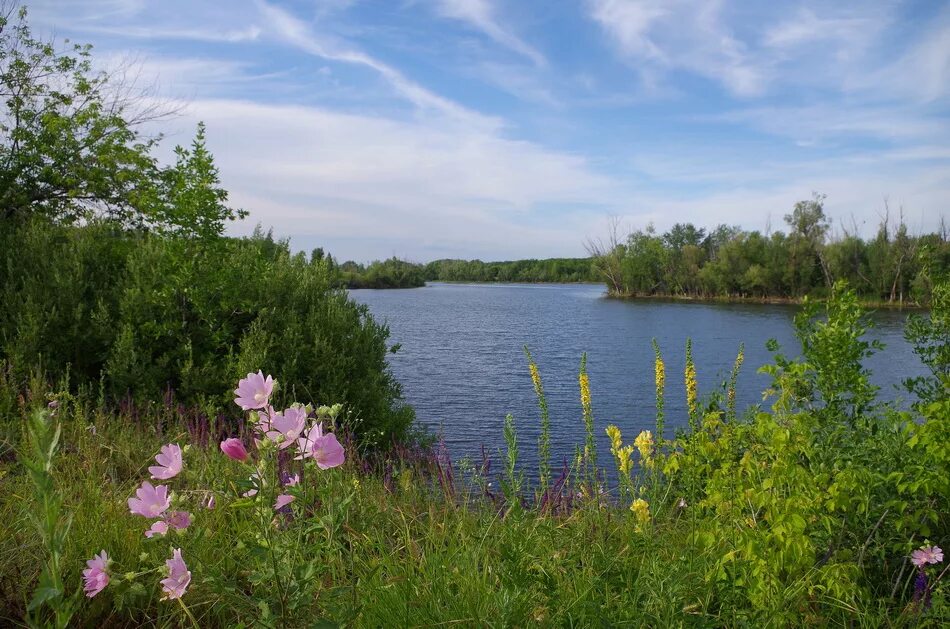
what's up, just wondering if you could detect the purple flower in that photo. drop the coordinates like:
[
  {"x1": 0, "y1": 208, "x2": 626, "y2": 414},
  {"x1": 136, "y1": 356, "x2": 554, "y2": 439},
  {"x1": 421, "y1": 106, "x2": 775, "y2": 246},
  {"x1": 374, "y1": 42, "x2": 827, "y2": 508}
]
[
  {"x1": 311, "y1": 433, "x2": 345, "y2": 469},
  {"x1": 234, "y1": 371, "x2": 274, "y2": 410},
  {"x1": 128, "y1": 482, "x2": 170, "y2": 518},
  {"x1": 274, "y1": 494, "x2": 295, "y2": 510},
  {"x1": 220, "y1": 438, "x2": 249, "y2": 462},
  {"x1": 160, "y1": 548, "x2": 191, "y2": 600},
  {"x1": 149, "y1": 443, "x2": 183, "y2": 480},
  {"x1": 82, "y1": 550, "x2": 110, "y2": 597},
  {"x1": 265, "y1": 406, "x2": 307, "y2": 449},
  {"x1": 166, "y1": 511, "x2": 191, "y2": 530},
  {"x1": 145, "y1": 520, "x2": 169, "y2": 538},
  {"x1": 911, "y1": 545, "x2": 944, "y2": 568}
]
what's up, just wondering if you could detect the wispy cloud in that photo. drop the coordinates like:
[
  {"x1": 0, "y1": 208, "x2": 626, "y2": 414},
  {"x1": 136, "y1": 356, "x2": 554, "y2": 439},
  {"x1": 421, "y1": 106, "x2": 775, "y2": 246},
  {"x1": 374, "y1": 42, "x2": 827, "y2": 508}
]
[
  {"x1": 256, "y1": 1, "x2": 496, "y2": 126},
  {"x1": 430, "y1": 0, "x2": 546, "y2": 66},
  {"x1": 587, "y1": 0, "x2": 767, "y2": 97}
]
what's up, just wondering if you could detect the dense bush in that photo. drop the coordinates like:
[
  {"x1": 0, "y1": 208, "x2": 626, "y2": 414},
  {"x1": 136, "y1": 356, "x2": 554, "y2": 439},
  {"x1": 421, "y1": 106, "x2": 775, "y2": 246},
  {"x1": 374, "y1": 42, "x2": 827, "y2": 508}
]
[{"x1": 0, "y1": 219, "x2": 414, "y2": 445}]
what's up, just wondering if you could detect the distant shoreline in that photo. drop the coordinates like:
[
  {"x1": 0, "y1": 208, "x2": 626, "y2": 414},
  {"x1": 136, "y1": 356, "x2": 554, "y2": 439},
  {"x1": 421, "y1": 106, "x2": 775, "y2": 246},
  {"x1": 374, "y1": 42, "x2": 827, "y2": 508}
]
[{"x1": 352, "y1": 281, "x2": 926, "y2": 310}]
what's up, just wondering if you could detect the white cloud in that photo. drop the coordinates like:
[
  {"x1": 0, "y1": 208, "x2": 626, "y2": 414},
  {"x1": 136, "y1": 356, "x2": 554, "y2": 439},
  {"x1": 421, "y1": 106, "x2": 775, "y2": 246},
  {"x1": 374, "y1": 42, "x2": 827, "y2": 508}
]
[
  {"x1": 256, "y1": 1, "x2": 497, "y2": 126},
  {"x1": 587, "y1": 0, "x2": 767, "y2": 97},
  {"x1": 431, "y1": 0, "x2": 546, "y2": 66}
]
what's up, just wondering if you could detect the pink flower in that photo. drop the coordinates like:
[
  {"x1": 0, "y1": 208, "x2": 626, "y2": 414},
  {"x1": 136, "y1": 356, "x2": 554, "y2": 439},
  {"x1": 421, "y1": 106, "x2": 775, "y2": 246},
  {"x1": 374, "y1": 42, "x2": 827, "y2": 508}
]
[
  {"x1": 160, "y1": 548, "x2": 191, "y2": 600},
  {"x1": 274, "y1": 494, "x2": 295, "y2": 510},
  {"x1": 128, "y1": 482, "x2": 170, "y2": 519},
  {"x1": 145, "y1": 520, "x2": 169, "y2": 538},
  {"x1": 220, "y1": 438, "x2": 249, "y2": 462},
  {"x1": 234, "y1": 371, "x2": 274, "y2": 410},
  {"x1": 205, "y1": 494, "x2": 216, "y2": 510},
  {"x1": 311, "y1": 433, "x2": 346, "y2": 469},
  {"x1": 265, "y1": 407, "x2": 307, "y2": 449},
  {"x1": 295, "y1": 422, "x2": 323, "y2": 459},
  {"x1": 82, "y1": 550, "x2": 110, "y2": 597},
  {"x1": 166, "y1": 511, "x2": 191, "y2": 530},
  {"x1": 243, "y1": 472, "x2": 261, "y2": 497},
  {"x1": 149, "y1": 443, "x2": 183, "y2": 480},
  {"x1": 283, "y1": 473, "x2": 300, "y2": 487},
  {"x1": 911, "y1": 545, "x2": 944, "y2": 568}
]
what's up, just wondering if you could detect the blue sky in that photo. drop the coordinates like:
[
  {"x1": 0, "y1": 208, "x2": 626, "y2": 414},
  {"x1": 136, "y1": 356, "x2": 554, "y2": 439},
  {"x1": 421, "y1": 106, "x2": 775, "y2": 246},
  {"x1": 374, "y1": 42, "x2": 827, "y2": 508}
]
[{"x1": 28, "y1": 0, "x2": 950, "y2": 262}]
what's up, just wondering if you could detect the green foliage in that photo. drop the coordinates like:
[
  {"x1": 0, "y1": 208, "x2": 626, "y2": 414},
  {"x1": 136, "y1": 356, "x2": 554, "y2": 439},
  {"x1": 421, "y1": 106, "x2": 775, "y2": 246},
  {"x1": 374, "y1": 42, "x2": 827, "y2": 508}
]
[
  {"x1": 904, "y1": 277, "x2": 950, "y2": 406},
  {"x1": 0, "y1": 6, "x2": 243, "y2": 235},
  {"x1": 590, "y1": 196, "x2": 947, "y2": 304},
  {"x1": 21, "y1": 407, "x2": 76, "y2": 627},
  {"x1": 425, "y1": 256, "x2": 598, "y2": 283},
  {"x1": 0, "y1": 220, "x2": 414, "y2": 444}
]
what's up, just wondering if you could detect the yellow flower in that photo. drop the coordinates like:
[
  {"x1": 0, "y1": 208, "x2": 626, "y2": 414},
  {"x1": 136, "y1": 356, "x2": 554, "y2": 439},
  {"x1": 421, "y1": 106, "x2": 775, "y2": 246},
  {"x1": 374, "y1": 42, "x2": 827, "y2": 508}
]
[
  {"x1": 630, "y1": 498, "x2": 651, "y2": 530},
  {"x1": 634, "y1": 430, "x2": 653, "y2": 461},
  {"x1": 617, "y1": 445, "x2": 635, "y2": 476},
  {"x1": 605, "y1": 424, "x2": 622, "y2": 454},
  {"x1": 685, "y1": 361, "x2": 697, "y2": 419},
  {"x1": 579, "y1": 372, "x2": 591, "y2": 410},
  {"x1": 529, "y1": 363, "x2": 542, "y2": 396},
  {"x1": 655, "y1": 356, "x2": 665, "y2": 392}
]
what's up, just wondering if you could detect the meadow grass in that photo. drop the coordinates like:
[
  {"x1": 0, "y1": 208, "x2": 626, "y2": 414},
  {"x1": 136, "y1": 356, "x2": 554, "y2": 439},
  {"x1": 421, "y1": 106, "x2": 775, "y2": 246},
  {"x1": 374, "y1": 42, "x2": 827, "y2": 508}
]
[{"x1": 0, "y1": 282, "x2": 948, "y2": 627}]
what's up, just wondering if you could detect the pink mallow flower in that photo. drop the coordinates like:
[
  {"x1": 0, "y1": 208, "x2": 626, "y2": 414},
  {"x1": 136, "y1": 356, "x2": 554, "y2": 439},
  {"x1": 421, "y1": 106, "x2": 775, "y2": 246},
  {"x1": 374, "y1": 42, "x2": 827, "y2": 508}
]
[
  {"x1": 128, "y1": 481, "x2": 170, "y2": 519},
  {"x1": 274, "y1": 494, "x2": 295, "y2": 510},
  {"x1": 234, "y1": 371, "x2": 274, "y2": 410},
  {"x1": 160, "y1": 548, "x2": 191, "y2": 600},
  {"x1": 283, "y1": 473, "x2": 300, "y2": 487},
  {"x1": 166, "y1": 511, "x2": 191, "y2": 530},
  {"x1": 265, "y1": 406, "x2": 307, "y2": 449},
  {"x1": 149, "y1": 443, "x2": 183, "y2": 480},
  {"x1": 220, "y1": 438, "x2": 249, "y2": 462},
  {"x1": 295, "y1": 422, "x2": 323, "y2": 460},
  {"x1": 82, "y1": 550, "x2": 110, "y2": 598},
  {"x1": 311, "y1": 433, "x2": 346, "y2": 469},
  {"x1": 911, "y1": 545, "x2": 944, "y2": 568},
  {"x1": 145, "y1": 520, "x2": 169, "y2": 538}
]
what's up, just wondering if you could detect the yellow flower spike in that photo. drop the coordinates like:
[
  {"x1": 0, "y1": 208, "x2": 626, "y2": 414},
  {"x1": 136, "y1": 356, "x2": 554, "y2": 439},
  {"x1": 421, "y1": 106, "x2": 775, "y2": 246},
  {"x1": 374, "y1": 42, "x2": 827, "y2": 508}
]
[
  {"x1": 630, "y1": 498, "x2": 651, "y2": 531},
  {"x1": 579, "y1": 373, "x2": 591, "y2": 411},
  {"x1": 529, "y1": 363, "x2": 543, "y2": 397},
  {"x1": 605, "y1": 425, "x2": 622, "y2": 454}
]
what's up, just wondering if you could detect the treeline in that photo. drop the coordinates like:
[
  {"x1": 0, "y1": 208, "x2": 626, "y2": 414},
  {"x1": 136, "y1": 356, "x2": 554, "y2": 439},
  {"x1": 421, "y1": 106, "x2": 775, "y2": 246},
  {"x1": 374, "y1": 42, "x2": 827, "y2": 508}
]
[
  {"x1": 338, "y1": 256, "x2": 598, "y2": 288},
  {"x1": 589, "y1": 195, "x2": 948, "y2": 305},
  {"x1": 0, "y1": 5, "x2": 412, "y2": 444}
]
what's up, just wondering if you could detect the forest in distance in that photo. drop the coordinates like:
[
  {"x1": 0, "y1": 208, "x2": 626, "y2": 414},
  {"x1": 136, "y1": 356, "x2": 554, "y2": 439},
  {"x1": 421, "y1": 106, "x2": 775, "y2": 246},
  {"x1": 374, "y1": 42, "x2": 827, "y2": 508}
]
[{"x1": 338, "y1": 196, "x2": 948, "y2": 307}]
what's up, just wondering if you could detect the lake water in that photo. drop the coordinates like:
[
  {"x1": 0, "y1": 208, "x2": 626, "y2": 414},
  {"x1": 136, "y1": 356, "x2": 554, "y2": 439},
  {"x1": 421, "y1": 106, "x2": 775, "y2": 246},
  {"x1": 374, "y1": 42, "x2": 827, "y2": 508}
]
[{"x1": 351, "y1": 282, "x2": 927, "y2": 472}]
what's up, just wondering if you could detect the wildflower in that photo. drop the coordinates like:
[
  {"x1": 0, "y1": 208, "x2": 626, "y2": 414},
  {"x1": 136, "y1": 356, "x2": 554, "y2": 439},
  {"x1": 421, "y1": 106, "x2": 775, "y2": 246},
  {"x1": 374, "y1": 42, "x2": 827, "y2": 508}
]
[
  {"x1": 128, "y1": 481, "x2": 170, "y2": 519},
  {"x1": 160, "y1": 548, "x2": 191, "y2": 600},
  {"x1": 634, "y1": 430, "x2": 653, "y2": 461},
  {"x1": 145, "y1": 520, "x2": 169, "y2": 538},
  {"x1": 166, "y1": 511, "x2": 191, "y2": 531},
  {"x1": 234, "y1": 371, "x2": 274, "y2": 410},
  {"x1": 219, "y1": 437, "x2": 249, "y2": 462},
  {"x1": 678, "y1": 497, "x2": 687, "y2": 509},
  {"x1": 295, "y1": 422, "x2": 323, "y2": 458},
  {"x1": 579, "y1": 373, "x2": 591, "y2": 411},
  {"x1": 685, "y1": 356, "x2": 697, "y2": 421},
  {"x1": 148, "y1": 443, "x2": 183, "y2": 480},
  {"x1": 282, "y1": 473, "x2": 300, "y2": 487},
  {"x1": 265, "y1": 406, "x2": 308, "y2": 449},
  {"x1": 911, "y1": 545, "x2": 944, "y2": 568},
  {"x1": 274, "y1": 494, "x2": 295, "y2": 510},
  {"x1": 529, "y1": 363, "x2": 543, "y2": 397},
  {"x1": 311, "y1": 433, "x2": 346, "y2": 469},
  {"x1": 47, "y1": 400, "x2": 59, "y2": 410},
  {"x1": 204, "y1": 494, "x2": 215, "y2": 510},
  {"x1": 605, "y1": 425, "x2": 622, "y2": 453},
  {"x1": 82, "y1": 550, "x2": 110, "y2": 598},
  {"x1": 630, "y1": 498, "x2": 651, "y2": 530}
]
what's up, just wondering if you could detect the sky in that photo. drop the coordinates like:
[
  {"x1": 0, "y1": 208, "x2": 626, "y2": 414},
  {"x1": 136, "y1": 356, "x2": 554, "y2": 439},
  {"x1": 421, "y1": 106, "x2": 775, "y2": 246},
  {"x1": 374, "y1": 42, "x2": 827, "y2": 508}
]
[{"x1": 26, "y1": 0, "x2": 950, "y2": 262}]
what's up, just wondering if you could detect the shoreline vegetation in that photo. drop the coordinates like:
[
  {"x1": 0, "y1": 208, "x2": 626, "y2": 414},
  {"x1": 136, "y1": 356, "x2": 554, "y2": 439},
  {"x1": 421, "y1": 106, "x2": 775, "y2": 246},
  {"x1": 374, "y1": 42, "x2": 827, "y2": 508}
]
[{"x1": 338, "y1": 197, "x2": 947, "y2": 309}]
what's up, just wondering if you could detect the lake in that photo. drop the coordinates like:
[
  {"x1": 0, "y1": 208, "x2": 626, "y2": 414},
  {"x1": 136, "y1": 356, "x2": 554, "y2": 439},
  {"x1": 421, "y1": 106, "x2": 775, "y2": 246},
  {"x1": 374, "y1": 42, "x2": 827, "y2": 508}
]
[{"x1": 351, "y1": 282, "x2": 926, "y2": 473}]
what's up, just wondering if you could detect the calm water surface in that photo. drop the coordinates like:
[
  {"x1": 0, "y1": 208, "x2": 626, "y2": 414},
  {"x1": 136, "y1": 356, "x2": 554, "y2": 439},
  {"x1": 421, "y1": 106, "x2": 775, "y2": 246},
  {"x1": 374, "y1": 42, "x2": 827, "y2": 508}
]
[{"x1": 351, "y1": 282, "x2": 925, "y2": 471}]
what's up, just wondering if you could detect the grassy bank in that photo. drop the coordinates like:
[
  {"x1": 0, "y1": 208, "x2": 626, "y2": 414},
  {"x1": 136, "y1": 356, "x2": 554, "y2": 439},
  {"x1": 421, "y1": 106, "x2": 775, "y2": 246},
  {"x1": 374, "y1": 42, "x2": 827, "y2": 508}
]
[{"x1": 1, "y1": 282, "x2": 948, "y2": 627}]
